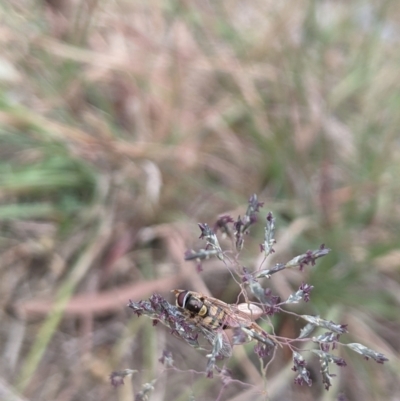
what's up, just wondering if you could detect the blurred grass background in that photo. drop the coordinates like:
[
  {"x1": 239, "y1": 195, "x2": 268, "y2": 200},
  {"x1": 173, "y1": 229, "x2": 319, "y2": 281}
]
[{"x1": 0, "y1": 0, "x2": 399, "y2": 400}]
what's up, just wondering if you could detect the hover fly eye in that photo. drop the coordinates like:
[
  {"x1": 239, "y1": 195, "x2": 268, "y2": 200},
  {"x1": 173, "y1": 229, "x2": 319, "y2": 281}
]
[{"x1": 176, "y1": 291, "x2": 189, "y2": 308}]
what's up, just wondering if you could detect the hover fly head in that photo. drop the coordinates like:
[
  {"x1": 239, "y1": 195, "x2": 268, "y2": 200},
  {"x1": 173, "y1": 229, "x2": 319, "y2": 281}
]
[{"x1": 172, "y1": 289, "x2": 207, "y2": 316}]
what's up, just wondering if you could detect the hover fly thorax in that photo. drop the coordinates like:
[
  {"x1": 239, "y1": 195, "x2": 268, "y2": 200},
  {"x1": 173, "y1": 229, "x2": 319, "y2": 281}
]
[{"x1": 174, "y1": 290, "x2": 227, "y2": 330}]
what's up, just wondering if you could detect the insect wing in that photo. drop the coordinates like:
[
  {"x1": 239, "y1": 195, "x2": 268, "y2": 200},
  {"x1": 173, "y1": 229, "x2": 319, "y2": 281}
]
[
  {"x1": 199, "y1": 326, "x2": 232, "y2": 358},
  {"x1": 236, "y1": 303, "x2": 264, "y2": 320},
  {"x1": 196, "y1": 294, "x2": 263, "y2": 330},
  {"x1": 212, "y1": 302, "x2": 254, "y2": 329},
  {"x1": 207, "y1": 300, "x2": 275, "y2": 347}
]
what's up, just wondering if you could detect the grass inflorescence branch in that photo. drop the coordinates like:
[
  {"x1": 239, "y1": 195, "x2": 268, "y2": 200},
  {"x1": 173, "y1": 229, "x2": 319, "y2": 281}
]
[{"x1": 118, "y1": 194, "x2": 388, "y2": 395}]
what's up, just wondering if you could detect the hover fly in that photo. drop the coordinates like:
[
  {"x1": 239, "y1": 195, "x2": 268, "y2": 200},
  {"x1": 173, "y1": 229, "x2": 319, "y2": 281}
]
[{"x1": 173, "y1": 289, "x2": 275, "y2": 357}]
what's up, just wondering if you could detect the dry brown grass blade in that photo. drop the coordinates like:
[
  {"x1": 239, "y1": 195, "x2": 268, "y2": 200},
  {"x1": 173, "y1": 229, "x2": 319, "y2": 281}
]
[{"x1": 12, "y1": 274, "x2": 186, "y2": 319}]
